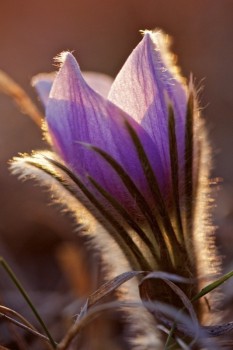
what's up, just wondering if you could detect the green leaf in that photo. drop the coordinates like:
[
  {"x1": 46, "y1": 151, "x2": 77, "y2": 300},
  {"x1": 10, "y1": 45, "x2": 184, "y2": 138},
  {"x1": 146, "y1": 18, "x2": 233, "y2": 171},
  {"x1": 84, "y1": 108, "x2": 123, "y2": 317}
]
[
  {"x1": 0, "y1": 257, "x2": 56, "y2": 349},
  {"x1": 192, "y1": 269, "x2": 233, "y2": 302}
]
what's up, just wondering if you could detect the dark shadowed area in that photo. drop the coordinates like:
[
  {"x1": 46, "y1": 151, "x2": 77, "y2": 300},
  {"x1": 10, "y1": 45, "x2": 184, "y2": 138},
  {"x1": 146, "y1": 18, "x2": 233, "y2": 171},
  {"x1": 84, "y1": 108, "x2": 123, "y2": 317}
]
[{"x1": 0, "y1": 0, "x2": 233, "y2": 348}]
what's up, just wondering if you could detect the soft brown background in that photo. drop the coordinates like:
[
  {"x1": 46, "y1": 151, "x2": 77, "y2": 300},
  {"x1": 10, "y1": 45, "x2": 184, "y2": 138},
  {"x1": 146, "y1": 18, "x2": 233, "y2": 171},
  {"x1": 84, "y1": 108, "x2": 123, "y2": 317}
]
[{"x1": 0, "y1": 0, "x2": 233, "y2": 337}]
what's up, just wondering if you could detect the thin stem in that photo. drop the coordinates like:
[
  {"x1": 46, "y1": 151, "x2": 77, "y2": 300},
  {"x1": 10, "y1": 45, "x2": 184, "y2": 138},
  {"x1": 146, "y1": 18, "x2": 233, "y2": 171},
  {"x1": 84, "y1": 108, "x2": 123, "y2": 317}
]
[
  {"x1": 164, "y1": 324, "x2": 176, "y2": 349},
  {"x1": 0, "y1": 257, "x2": 56, "y2": 348},
  {"x1": 0, "y1": 305, "x2": 37, "y2": 332},
  {"x1": 0, "y1": 312, "x2": 54, "y2": 348},
  {"x1": 0, "y1": 70, "x2": 43, "y2": 127}
]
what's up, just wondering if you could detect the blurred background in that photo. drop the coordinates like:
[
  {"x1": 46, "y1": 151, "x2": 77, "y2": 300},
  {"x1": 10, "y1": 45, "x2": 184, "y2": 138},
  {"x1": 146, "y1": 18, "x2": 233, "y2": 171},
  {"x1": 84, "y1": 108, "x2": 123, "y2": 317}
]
[{"x1": 0, "y1": 0, "x2": 233, "y2": 348}]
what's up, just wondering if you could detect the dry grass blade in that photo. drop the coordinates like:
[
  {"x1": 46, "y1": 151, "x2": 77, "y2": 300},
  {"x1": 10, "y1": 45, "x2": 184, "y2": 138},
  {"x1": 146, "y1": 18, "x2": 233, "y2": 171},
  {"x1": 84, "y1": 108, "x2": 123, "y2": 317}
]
[
  {"x1": 146, "y1": 302, "x2": 218, "y2": 350},
  {"x1": 204, "y1": 322, "x2": 233, "y2": 337},
  {"x1": 139, "y1": 271, "x2": 192, "y2": 301},
  {"x1": 140, "y1": 271, "x2": 191, "y2": 285},
  {"x1": 0, "y1": 305, "x2": 37, "y2": 331},
  {"x1": 0, "y1": 256, "x2": 56, "y2": 348},
  {"x1": 57, "y1": 302, "x2": 116, "y2": 350},
  {"x1": 59, "y1": 271, "x2": 160, "y2": 350},
  {"x1": 139, "y1": 271, "x2": 196, "y2": 320},
  {"x1": 58, "y1": 300, "x2": 149, "y2": 350},
  {"x1": 140, "y1": 273, "x2": 233, "y2": 345},
  {"x1": 0, "y1": 70, "x2": 43, "y2": 126},
  {"x1": 59, "y1": 298, "x2": 223, "y2": 350},
  {"x1": 139, "y1": 272, "x2": 199, "y2": 347},
  {"x1": 77, "y1": 271, "x2": 146, "y2": 320},
  {"x1": 158, "y1": 325, "x2": 190, "y2": 350},
  {"x1": 0, "y1": 311, "x2": 54, "y2": 349},
  {"x1": 87, "y1": 271, "x2": 146, "y2": 308},
  {"x1": 163, "y1": 281, "x2": 198, "y2": 347}
]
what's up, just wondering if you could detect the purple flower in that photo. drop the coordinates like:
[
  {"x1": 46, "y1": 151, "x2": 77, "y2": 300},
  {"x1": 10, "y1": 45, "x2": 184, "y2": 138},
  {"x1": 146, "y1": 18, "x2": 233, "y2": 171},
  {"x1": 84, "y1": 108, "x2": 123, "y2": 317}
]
[
  {"x1": 11, "y1": 30, "x2": 220, "y2": 330},
  {"x1": 33, "y1": 30, "x2": 188, "y2": 215}
]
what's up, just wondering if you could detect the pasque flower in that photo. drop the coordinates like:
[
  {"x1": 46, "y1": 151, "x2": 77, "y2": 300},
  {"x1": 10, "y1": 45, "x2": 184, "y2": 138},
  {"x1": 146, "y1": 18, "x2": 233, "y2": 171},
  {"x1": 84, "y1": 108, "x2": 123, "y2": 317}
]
[
  {"x1": 33, "y1": 30, "x2": 188, "y2": 216},
  {"x1": 31, "y1": 30, "x2": 211, "y2": 277},
  {"x1": 11, "y1": 30, "x2": 220, "y2": 346}
]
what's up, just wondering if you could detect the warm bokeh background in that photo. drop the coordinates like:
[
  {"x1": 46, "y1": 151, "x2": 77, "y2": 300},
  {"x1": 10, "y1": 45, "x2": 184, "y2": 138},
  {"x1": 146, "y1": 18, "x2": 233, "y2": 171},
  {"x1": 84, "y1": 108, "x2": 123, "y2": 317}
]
[{"x1": 1, "y1": 0, "x2": 233, "y2": 347}]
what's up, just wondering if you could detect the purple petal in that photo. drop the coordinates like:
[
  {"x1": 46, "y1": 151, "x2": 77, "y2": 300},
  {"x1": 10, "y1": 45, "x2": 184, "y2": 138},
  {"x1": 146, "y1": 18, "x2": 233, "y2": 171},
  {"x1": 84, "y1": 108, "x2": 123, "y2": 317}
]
[
  {"x1": 82, "y1": 72, "x2": 113, "y2": 98},
  {"x1": 32, "y1": 71, "x2": 113, "y2": 108},
  {"x1": 46, "y1": 52, "x2": 165, "y2": 210},
  {"x1": 108, "y1": 30, "x2": 188, "y2": 180},
  {"x1": 32, "y1": 73, "x2": 54, "y2": 107}
]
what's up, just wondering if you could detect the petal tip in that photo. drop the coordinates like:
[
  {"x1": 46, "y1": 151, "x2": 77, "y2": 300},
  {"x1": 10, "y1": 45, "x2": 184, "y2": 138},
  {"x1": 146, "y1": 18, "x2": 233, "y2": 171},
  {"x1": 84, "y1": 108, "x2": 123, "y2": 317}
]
[
  {"x1": 141, "y1": 29, "x2": 153, "y2": 37},
  {"x1": 141, "y1": 29, "x2": 161, "y2": 42},
  {"x1": 142, "y1": 29, "x2": 187, "y2": 87},
  {"x1": 54, "y1": 51, "x2": 78, "y2": 70}
]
